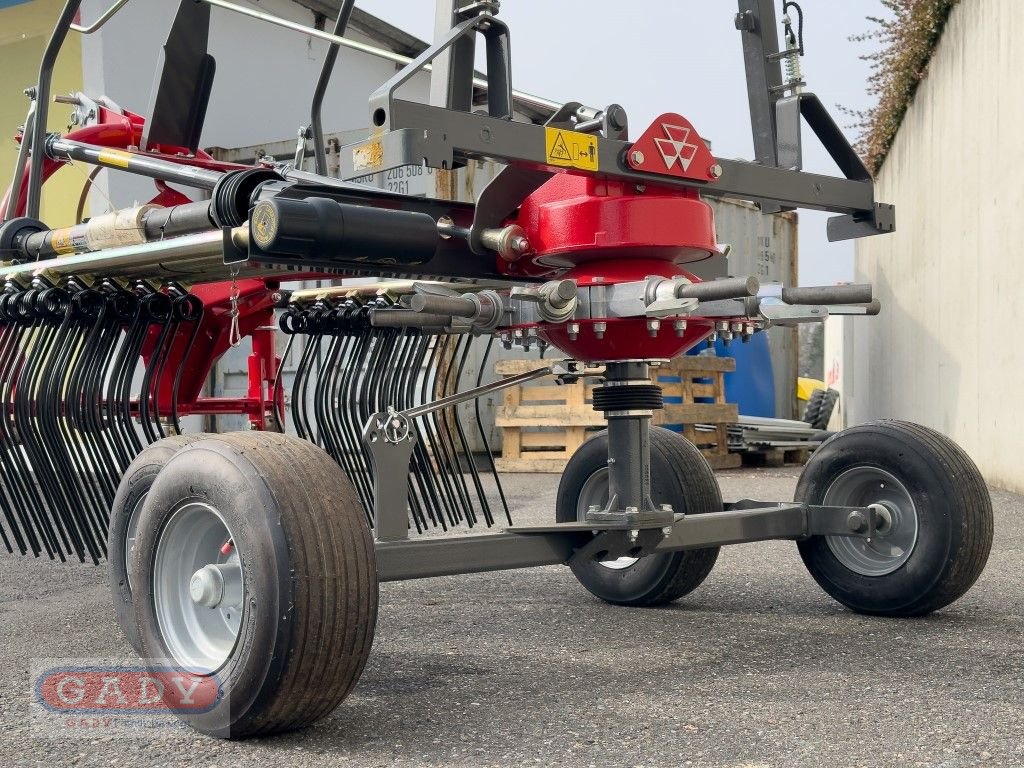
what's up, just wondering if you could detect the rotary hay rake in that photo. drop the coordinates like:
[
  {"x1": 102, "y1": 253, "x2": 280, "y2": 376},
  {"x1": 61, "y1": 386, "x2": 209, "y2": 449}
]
[{"x1": 0, "y1": 0, "x2": 993, "y2": 739}]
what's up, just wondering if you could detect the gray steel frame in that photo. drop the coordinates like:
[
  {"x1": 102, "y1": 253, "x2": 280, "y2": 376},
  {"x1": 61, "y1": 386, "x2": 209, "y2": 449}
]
[
  {"x1": 362, "y1": 363, "x2": 881, "y2": 583},
  {"x1": 376, "y1": 500, "x2": 881, "y2": 582}
]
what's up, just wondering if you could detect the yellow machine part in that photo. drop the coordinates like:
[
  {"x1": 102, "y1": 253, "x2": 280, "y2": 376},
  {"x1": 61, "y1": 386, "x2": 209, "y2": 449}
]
[{"x1": 797, "y1": 377, "x2": 827, "y2": 402}]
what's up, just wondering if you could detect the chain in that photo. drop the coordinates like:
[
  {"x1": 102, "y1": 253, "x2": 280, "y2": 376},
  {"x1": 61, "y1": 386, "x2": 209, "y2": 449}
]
[{"x1": 228, "y1": 264, "x2": 242, "y2": 348}]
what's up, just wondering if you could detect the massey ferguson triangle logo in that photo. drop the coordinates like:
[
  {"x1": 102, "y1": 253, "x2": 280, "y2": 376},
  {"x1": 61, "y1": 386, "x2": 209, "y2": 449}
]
[{"x1": 654, "y1": 123, "x2": 700, "y2": 171}]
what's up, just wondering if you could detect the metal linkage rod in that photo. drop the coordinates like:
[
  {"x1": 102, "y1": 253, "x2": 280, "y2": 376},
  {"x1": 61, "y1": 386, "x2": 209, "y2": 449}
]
[{"x1": 46, "y1": 137, "x2": 225, "y2": 191}]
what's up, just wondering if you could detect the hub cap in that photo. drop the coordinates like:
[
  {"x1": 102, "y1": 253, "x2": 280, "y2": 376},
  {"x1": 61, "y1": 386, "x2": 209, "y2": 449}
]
[
  {"x1": 824, "y1": 467, "x2": 919, "y2": 577},
  {"x1": 153, "y1": 502, "x2": 243, "y2": 672},
  {"x1": 577, "y1": 467, "x2": 639, "y2": 570}
]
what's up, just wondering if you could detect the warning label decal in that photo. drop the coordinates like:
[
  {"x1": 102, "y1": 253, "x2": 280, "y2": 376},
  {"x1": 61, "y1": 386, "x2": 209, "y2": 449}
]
[{"x1": 544, "y1": 127, "x2": 598, "y2": 171}]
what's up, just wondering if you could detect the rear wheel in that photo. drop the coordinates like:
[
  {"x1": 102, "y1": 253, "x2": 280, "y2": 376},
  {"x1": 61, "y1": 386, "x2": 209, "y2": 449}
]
[
  {"x1": 130, "y1": 432, "x2": 378, "y2": 738},
  {"x1": 556, "y1": 427, "x2": 721, "y2": 606},
  {"x1": 796, "y1": 420, "x2": 993, "y2": 616},
  {"x1": 108, "y1": 434, "x2": 206, "y2": 654}
]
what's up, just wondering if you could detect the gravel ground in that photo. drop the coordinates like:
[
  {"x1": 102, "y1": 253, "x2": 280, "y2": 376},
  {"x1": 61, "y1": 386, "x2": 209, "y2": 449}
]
[{"x1": 1, "y1": 465, "x2": 1020, "y2": 768}]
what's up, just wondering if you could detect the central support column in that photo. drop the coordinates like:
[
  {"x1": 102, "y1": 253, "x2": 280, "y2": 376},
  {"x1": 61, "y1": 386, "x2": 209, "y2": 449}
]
[{"x1": 584, "y1": 361, "x2": 675, "y2": 528}]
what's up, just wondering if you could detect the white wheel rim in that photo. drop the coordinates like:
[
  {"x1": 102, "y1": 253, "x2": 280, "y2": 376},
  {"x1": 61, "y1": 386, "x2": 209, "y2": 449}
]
[
  {"x1": 153, "y1": 502, "x2": 243, "y2": 673},
  {"x1": 824, "y1": 466, "x2": 919, "y2": 577}
]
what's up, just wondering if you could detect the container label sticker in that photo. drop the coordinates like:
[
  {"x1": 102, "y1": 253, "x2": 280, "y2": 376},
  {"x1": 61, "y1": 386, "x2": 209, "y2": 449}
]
[
  {"x1": 352, "y1": 139, "x2": 384, "y2": 172},
  {"x1": 544, "y1": 127, "x2": 598, "y2": 171}
]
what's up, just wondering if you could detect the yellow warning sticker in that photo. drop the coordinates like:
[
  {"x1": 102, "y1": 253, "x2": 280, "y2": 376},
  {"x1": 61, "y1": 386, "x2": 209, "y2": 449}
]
[
  {"x1": 97, "y1": 148, "x2": 132, "y2": 168},
  {"x1": 49, "y1": 228, "x2": 76, "y2": 255},
  {"x1": 544, "y1": 127, "x2": 598, "y2": 171}
]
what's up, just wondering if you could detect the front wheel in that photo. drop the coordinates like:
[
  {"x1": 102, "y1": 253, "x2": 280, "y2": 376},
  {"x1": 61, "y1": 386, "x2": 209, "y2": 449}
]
[
  {"x1": 796, "y1": 420, "x2": 993, "y2": 617},
  {"x1": 556, "y1": 427, "x2": 722, "y2": 606},
  {"x1": 130, "y1": 432, "x2": 378, "y2": 738}
]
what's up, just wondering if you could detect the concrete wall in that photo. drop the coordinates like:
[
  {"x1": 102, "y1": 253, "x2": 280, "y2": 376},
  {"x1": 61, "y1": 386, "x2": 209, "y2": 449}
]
[{"x1": 849, "y1": 0, "x2": 1024, "y2": 491}]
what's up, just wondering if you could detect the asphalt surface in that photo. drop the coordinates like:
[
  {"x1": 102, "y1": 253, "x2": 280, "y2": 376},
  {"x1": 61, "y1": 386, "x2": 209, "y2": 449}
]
[{"x1": 1, "y1": 466, "x2": 1021, "y2": 768}]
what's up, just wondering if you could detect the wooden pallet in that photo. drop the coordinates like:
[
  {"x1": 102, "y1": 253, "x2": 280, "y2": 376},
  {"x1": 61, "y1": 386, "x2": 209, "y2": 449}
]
[
  {"x1": 739, "y1": 446, "x2": 811, "y2": 468},
  {"x1": 494, "y1": 356, "x2": 741, "y2": 472},
  {"x1": 652, "y1": 356, "x2": 741, "y2": 470},
  {"x1": 493, "y1": 359, "x2": 604, "y2": 472}
]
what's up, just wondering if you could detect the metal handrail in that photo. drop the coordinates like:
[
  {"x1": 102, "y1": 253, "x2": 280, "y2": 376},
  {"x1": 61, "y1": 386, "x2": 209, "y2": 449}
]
[
  {"x1": 69, "y1": 0, "x2": 132, "y2": 34},
  {"x1": 74, "y1": 0, "x2": 558, "y2": 115},
  {"x1": 197, "y1": 0, "x2": 559, "y2": 115}
]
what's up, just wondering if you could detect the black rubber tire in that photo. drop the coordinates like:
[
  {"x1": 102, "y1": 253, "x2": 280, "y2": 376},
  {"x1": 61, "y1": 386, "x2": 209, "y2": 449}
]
[
  {"x1": 803, "y1": 388, "x2": 839, "y2": 428},
  {"x1": 130, "y1": 432, "x2": 378, "y2": 738},
  {"x1": 802, "y1": 388, "x2": 826, "y2": 425},
  {"x1": 796, "y1": 420, "x2": 993, "y2": 617},
  {"x1": 556, "y1": 427, "x2": 722, "y2": 606},
  {"x1": 108, "y1": 434, "x2": 206, "y2": 655}
]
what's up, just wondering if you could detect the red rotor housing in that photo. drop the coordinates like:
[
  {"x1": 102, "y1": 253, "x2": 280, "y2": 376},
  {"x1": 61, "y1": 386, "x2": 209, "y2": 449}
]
[{"x1": 509, "y1": 173, "x2": 721, "y2": 361}]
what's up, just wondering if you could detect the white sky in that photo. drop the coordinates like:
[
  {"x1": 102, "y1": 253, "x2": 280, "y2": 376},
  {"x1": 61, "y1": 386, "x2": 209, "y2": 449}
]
[{"x1": 356, "y1": 0, "x2": 887, "y2": 286}]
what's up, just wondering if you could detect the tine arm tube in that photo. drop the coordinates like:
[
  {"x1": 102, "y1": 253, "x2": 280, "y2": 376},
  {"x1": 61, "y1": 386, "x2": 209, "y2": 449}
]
[
  {"x1": 782, "y1": 283, "x2": 873, "y2": 305},
  {"x1": 678, "y1": 276, "x2": 760, "y2": 301},
  {"x1": 409, "y1": 293, "x2": 477, "y2": 318}
]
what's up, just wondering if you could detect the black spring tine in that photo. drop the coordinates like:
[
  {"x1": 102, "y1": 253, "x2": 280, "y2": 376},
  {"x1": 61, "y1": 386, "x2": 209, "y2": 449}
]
[
  {"x1": 36, "y1": 296, "x2": 105, "y2": 563},
  {"x1": 404, "y1": 332, "x2": 447, "y2": 531},
  {"x1": 291, "y1": 314, "x2": 319, "y2": 441},
  {"x1": 138, "y1": 294, "x2": 174, "y2": 444},
  {"x1": 452, "y1": 333, "x2": 494, "y2": 527},
  {"x1": 312, "y1": 316, "x2": 343, "y2": 460},
  {"x1": 0, "y1": 312, "x2": 36, "y2": 555},
  {"x1": 65, "y1": 291, "x2": 119, "y2": 504},
  {"x1": 418, "y1": 336, "x2": 462, "y2": 527},
  {"x1": 335, "y1": 321, "x2": 376, "y2": 512},
  {"x1": 474, "y1": 335, "x2": 512, "y2": 525},
  {"x1": 325, "y1": 314, "x2": 367, "y2": 497},
  {"x1": 149, "y1": 315, "x2": 180, "y2": 440},
  {"x1": 170, "y1": 295, "x2": 205, "y2": 436},
  {"x1": 269, "y1": 326, "x2": 295, "y2": 434},
  {"x1": 432, "y1": 334, "x2": 477, "y2": 527},
  {"x1": 106, "y1": 295, "x2": 146, "y2": 457},
  {"x1": 0, "y1": 302, "x2": 55, "y2": 558},
  {"x1": 41, "y1": 296, "x2": 109, "y2": 551},
  {"x1": 379, "y1": 326, "x2": 426, "y2": 534},
  {"x1": 13, "y1": 301, "x2": 82, "y2": 561},
  {"x1": 64, "y1": 304, "x2": 120, "y2": 535},
  {"x1": 323, "y1": 319, "x2": 364, "y2": 498},
  {"x1": 93, "y1": 298, "x2": 134, "y2": 473}
]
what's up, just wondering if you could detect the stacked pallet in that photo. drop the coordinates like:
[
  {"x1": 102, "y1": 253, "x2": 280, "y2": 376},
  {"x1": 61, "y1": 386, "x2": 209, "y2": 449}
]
[
  {"x1": 493, "y1": 359, "x2": 604, "y2": 472},
  {"x1": 652, "y1": 356, "x2": 741, "y2": 469},
  {"x1": 494, "y1": 356, "x2": 740, "y2": 472}
]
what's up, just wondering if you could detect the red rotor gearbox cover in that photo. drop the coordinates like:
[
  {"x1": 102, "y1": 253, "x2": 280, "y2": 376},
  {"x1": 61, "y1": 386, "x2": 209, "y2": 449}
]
[{"x1": 509, "y1": 173, "x2": 719, "y2": 277}]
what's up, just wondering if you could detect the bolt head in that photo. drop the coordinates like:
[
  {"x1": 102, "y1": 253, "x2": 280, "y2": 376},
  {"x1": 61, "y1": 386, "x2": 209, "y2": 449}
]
[
  {"x1": 847, "y1": 510, "x2": 867, "y2": 533},
  {"x1": 587, "y1": 504, "x2": 601, "y2": 513},
  {"x1": 630, "y1": 150, "x2": 645, "y2": 165},
  {"x1": 708, "y1": 163, "x2": 723, "y2": 179},
  {"x1": 624, "y1": 506, "x2": 639, "y2": 515},
  {"x1": 661, "y1": 526, "x2": 673, "y2": 536}
]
